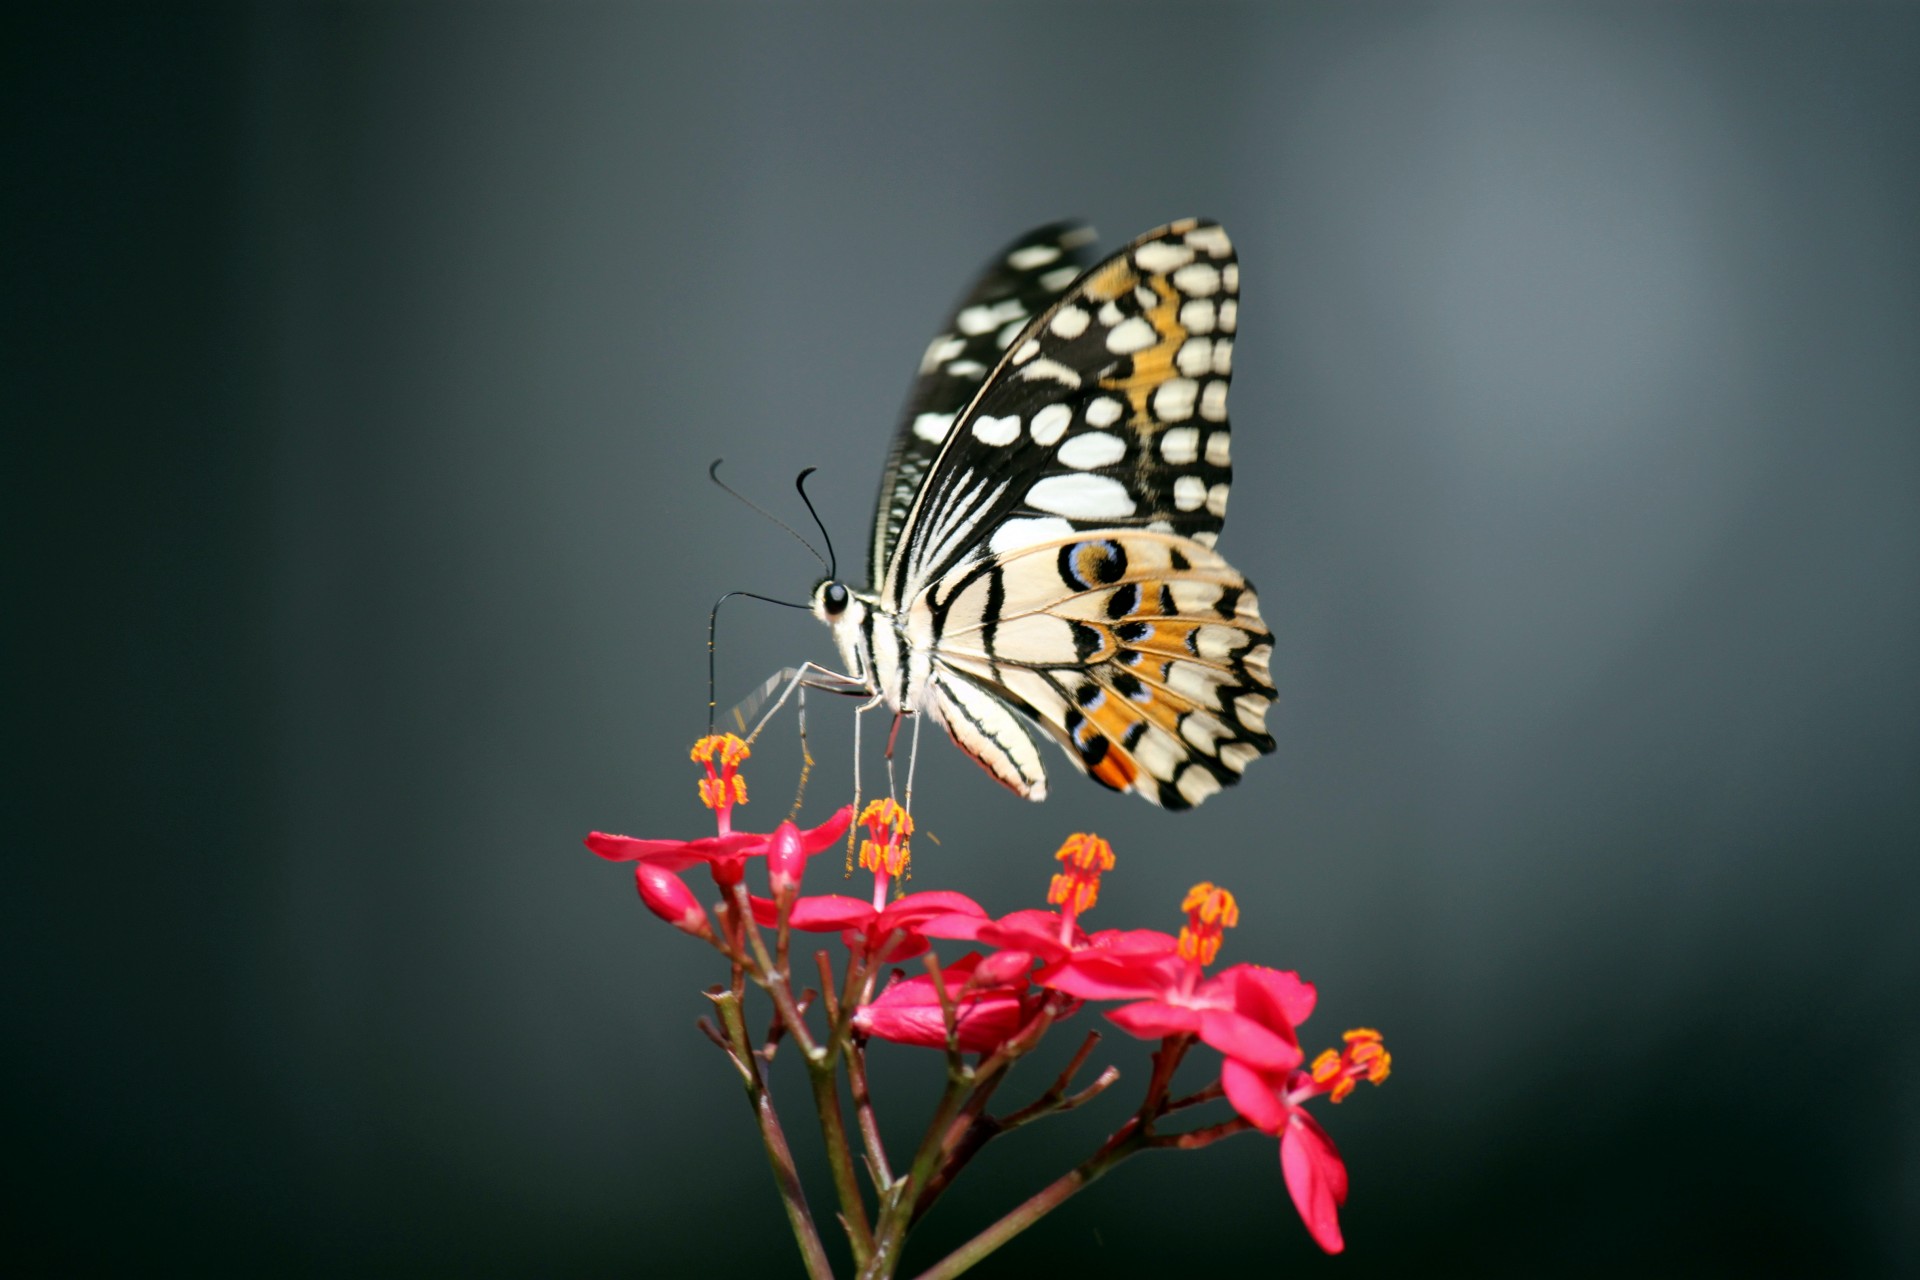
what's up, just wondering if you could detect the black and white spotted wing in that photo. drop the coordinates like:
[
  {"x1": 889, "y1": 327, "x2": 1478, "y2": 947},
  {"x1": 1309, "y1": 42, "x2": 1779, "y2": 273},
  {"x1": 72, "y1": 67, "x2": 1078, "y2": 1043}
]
[
  {"x1": 812, "y1": 219, "x2": 1272, "y2": 810},
  {"x1": 880, "y1": 220, "x2": 1242, "y2": 612},
  {"x1": 868, "y1": 221, "x2": 1100, "y2": 583}
]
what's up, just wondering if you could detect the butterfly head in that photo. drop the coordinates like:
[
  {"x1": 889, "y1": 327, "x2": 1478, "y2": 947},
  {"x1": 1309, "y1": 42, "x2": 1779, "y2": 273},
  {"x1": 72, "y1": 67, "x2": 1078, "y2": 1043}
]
[
  {"x1": 810, "y1": 578, "x2": 873, "y2": 686},
  {"x1": 809, "y1": 578, "x2": 859, "y2": 625}
]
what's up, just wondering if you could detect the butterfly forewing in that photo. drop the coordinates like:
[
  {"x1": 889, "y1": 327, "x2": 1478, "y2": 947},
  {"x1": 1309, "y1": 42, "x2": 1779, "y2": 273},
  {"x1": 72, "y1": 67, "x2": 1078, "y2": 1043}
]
[
  {"x1": 883, "y1": 219, "x2": 1241, "y2": 611},
  {"x1": 869, "y1": 221, "x2": 1102, "y2": 586}
]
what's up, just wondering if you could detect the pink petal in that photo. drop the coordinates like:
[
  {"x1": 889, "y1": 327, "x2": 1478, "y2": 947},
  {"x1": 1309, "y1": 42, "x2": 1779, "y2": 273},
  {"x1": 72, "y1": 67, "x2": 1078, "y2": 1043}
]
[
  {"x1": 971, "y1": 949, "x2": 1037, "y2": 987},
  {"x1": 917, "y1": 912, "x2": 992, "y2": 941},
  {"x1": 987, "y1": 909, "x2": 1070, "y2": 939},
  {"x1": 1221, "y1": 1059, "x2": 1287, "y2": 1133},
  {"x1": 857, "y1": 994, "x2": 1026, "y2": 1053},
  {"x1": 878, "y1": 890, "x2": 989, "y2": 927},
  {"x1": 584, "y1": 831, "x2": 762, "y2": 871},
  {"x1": 1198, "y1": 1009, "x2": 1303, "y2": 1073},
  {"x1": 1105, "y1": 1000, "x2": 1203, "y2": 1039},
  {"x1": 974, "y1": 910, "x2": 1077, "y2": 958},
  {"x1": 785, "y1": 896, "x2": 877, "y2": 930},
  {"x1": 853, "y1": 961, "x2": 1029, "y2": 1053},
  {"x1": 1082, "y1": 928, "x2": 1181, "y2": 956},
  {"x1": 1224, "y1": 965, "x2": 1317, "y2": 1031},
  {"x1": 796, "y1": 805, "x2": 854, "y2": 851},
  {"x1": 1042, "y1": 951, "x2": 1184, "y2": 1001},
  {"x1": 584, "y1": 832, "x2": 701, "y2": 867},
  {"x1": 1282, "y1": 1111, "x2": 1349, "y2": 1255},
  {"x1": 868, "y1": 931, "x2": 931, "y2": 964}
]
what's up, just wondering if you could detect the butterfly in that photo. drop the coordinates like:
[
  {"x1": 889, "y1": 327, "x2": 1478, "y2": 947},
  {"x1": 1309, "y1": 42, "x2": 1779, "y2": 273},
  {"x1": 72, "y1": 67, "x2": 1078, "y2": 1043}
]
[{"x1": 793, "y1": 219, "x2": 1274, "y2": 810}]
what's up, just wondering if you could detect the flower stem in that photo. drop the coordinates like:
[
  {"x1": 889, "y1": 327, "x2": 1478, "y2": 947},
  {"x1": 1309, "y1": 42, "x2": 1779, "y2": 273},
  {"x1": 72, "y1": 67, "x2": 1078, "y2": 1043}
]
[
  {"x1": 909, "y1": 1034, "x2": 1207, "y2": 1279},
  {"x1": 711, "y1": 989, "x2": 834, "y2": 1280},
  {"x1": 729, "y1": 883, "x2": 875, "y2": 1264},
  {"x1": 910, "y1": 1132, "x2": 1143, "y2": 1280},
  {"x1": 847, "y1": 1038, "x2": 894, "y2": 1189},
  {"x1": 807, "y1": 1054, "x2": 876, "y2": 1264},
  {"x1": 863, "y1": 973, "x2": 977, "y2": 1279}
]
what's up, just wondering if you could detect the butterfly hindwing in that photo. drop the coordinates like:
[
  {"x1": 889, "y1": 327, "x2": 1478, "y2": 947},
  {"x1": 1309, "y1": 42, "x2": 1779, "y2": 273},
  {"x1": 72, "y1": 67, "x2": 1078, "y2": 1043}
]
[
  {"x1": 925, "y1": 530, "x2": 1275, "y2": 809},
  {"x1": 869, "y1": 222, "x2": 1102, "y2": 585},
  {"x1": 927, "y1": 667, "x2": 1050, "y2": 802},
  {"x1": 884, "y1": 219, "x2": 1240, "y2": 610}
]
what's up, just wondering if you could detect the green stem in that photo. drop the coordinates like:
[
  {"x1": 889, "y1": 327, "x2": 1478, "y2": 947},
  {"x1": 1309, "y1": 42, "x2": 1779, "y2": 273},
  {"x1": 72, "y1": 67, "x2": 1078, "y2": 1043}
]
[
  {"x1": 808, "y1": 1054, "x2": 876, "y2": 1263},
  {"x1": 732, "y1": 884, "x2": 820, "y2": 1058},
  {"x1": 730, "y1": 882, "x2": 875, "y2": 1264},
  {"x1": 712, "y1": 990, "x2": 833, "y2": 1280},
  {"x1": 862, "y1": 968, "x2": 976, "y2": 1280}
]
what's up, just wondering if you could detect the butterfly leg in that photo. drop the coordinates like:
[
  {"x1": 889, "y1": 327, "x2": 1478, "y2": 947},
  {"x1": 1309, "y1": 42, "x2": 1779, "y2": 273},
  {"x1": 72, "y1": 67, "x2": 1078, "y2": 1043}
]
[
  {"x1": 850, "y1": 691, "x2": 886, "y2": 855},
  {"x1": 736, "y1": 662, "x2": 871, "y2": 745},
  {"x1": 903, "y1": 709, "x2": 924, "y2": 821},
  {"x1": 882, "y1": 711, "x2": 907, "y2": 802},
  {"x1": 786, "y1": 683, "x2": 814, "y2": 820}
]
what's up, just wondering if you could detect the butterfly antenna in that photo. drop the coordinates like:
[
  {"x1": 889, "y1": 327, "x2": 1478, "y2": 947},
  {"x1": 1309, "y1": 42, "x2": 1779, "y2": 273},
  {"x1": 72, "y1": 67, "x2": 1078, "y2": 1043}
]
[
  {"x1": 794, "y1": 467, "x2": 838, "y2": 581},
  {"x1": 708, "y1": 459, "x2": 829, "y2": 572},
  {"x1": 708, "y1": 589, "x2": 809, "y2": 733}
]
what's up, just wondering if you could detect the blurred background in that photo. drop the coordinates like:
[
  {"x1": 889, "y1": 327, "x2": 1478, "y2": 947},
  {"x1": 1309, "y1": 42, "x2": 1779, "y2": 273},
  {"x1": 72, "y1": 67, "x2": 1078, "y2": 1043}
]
[{"x1": 9, "y1": 2, "x2": 1918, "y2": 1274}]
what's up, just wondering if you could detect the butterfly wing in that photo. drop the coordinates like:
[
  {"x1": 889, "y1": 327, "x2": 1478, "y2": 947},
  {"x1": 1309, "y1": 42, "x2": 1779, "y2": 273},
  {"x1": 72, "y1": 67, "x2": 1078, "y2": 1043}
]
[
  {"x1": 869, "y1": 221, "x2": 1102, "y2": 587},
  {"x1": 880, "y1": 219, "x2": 1241, "y2": 613},
  {"x1": 927, "y1": 531, "x2": 1274, "y2": 809}
]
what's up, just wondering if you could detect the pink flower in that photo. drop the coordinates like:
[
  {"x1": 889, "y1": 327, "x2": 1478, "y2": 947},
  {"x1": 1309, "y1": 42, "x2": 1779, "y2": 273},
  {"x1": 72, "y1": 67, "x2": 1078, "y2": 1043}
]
[
  {"x1": 1042, "y1": 884, "x2": 1300, "y2": 1072},
  {"x1": 747, "y1": 798, "x2": 991, "y2": 960},
  {"x1": 852, "y1": 953, "x2": 1039, "y2": 1054},
  {"x1": 585, "y1": 735, "x2": 850, "y2": 891},
  {"x1": 1221, "y1": 1029, "x2": 1392, "y2": 1254},
  {"x1": 919, "y1": 833, "x2": 1125, "y2": 976},
  {"x1": 750, "y1": 888, "x2": 989, "y2": 963},
  {"x1": 586, "y1": 808, "x2": 851, "y2": 889}
]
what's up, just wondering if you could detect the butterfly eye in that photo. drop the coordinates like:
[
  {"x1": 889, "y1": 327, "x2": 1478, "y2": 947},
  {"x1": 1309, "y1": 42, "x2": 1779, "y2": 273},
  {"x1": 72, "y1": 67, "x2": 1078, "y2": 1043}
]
[{"x1": 823, "y1": 583, "x2": 850, "y2": 616}]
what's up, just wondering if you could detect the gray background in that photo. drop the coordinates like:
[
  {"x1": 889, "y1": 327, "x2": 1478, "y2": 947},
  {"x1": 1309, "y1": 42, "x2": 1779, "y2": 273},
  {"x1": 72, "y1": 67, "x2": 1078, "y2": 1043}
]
[{"x1": 10, "y1": 1, "x2": 1918, "y2": 1274}]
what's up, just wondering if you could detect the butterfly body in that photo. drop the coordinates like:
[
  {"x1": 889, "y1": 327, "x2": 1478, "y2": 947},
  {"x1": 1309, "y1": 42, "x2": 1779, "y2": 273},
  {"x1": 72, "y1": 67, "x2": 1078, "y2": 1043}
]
[{"x1": 810, "y1": 220, "x2": 1275, "y2": 810}]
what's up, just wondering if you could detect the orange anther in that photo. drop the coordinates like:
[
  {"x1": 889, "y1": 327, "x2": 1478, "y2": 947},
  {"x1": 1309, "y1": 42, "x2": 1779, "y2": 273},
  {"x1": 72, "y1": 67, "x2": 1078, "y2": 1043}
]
[
  {"x1": 690, "y1": 734, "x2": 751, "y2": 768},
  {"x1": 1314, "y1": 1030, "x2": 1392, "y2": 1103},
  {"x1": 857, "y1": 798, "x2": 914, "y2": 876},
  {"x1": 1048, "y1": 833, "x2": 1115, "y2": 914},
  {"x1": 690, "y1": 734, "x2": 751, "y2": 811},
  {"x1": 1177, "y1": 882, "x2": 1239, "y2": 966}
]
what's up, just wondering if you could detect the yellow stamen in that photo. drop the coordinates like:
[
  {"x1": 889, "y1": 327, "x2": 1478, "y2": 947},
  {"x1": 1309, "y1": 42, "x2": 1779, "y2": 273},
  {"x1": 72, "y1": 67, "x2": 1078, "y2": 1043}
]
[
  {"x1": 1315, "y1": 1030, "x2": 1392, "y2": 1103},
  {"x1": 690, "y1": 734, "x2": 751, "y2": 810},
  {"x1": 1047, "y1": 832, "x2": 1115, "y2": 914},
  {"x1": 690, "y1": 734, "x2": 751, "y2": 767},
  {"x1": 857, "y1": 798, "x2": 913, "y2": 877},
  {"x1": 1176, "y1": 882, "x2": 1240, "y2": 965}
]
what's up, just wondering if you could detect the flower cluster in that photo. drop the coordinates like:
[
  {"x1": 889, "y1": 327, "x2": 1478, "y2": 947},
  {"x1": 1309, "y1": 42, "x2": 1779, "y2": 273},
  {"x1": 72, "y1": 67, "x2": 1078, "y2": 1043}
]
[{"x1": 587, "y1": 736, "x2": 1390, "y2": 1272}]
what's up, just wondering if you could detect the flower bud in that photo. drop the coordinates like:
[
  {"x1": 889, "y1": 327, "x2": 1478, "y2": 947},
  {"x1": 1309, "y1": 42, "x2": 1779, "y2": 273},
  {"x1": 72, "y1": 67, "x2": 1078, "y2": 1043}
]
[
  {"x1": 635, "y1": 863, "x2": 711, "y2": 937},
  {"x1": 767, "y1": 820, "x2": 807, "y2": 897}
]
